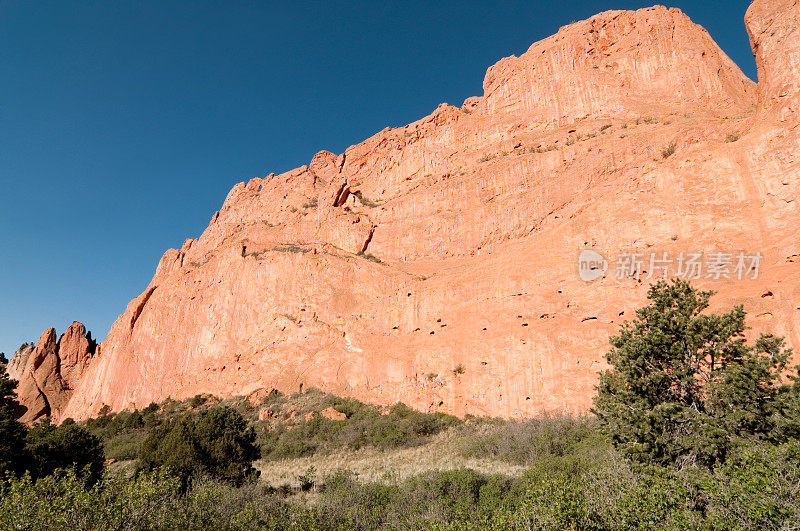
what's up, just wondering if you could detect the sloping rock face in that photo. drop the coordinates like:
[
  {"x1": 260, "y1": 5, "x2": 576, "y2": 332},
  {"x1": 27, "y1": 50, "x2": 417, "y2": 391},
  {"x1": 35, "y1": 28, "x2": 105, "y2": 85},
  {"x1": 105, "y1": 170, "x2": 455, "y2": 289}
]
[
  {"x1": 746, "y1": 0, "x2": 800, "y2": 122},
  {"x1": 8, "y1": 322, "x2": 96, "y2": 423},
  {"x1": 6, "y1": 343, "x2": 33, "y2": 381},
  {"x1": 41, "y1": 2, "x2": 800, "y2": 421}
]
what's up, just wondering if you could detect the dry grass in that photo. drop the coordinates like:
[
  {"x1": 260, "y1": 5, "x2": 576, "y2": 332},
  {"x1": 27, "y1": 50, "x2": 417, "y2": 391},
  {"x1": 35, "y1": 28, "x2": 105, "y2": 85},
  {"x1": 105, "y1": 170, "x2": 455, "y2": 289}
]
[{"x1": 255, "y1": 427, "x2": 524, "y2": 487}]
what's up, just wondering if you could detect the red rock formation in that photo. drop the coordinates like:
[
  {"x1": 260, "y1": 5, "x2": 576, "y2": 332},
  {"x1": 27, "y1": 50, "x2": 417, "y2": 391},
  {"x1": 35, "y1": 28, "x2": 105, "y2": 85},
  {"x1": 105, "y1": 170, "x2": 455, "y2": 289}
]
[
  {"x1": 321, "y1": 407, "x2": 347, "y2": 421},
  {"x1": 6, "y1": 343, "x2": 33, "y2": 383},
  {"x1": 8, "y1": 322, "x2": 96, "y2": 423},
  {"x1": 746, "y1": 0, "x2": 800, "y2": 121},
  {"x1": 15, "y1": 1, "x2": 795, "y2": 421}
]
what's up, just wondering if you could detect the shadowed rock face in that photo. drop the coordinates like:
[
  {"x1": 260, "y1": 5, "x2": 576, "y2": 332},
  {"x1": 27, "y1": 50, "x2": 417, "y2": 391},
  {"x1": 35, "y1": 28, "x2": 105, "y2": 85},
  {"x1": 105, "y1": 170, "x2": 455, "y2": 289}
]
[
  {"x1": 8, "y1": 322, "x2": 96, "y2": 423},
  {"x1": 15, "y1": 1, "x2": 800, "y2": 422}
]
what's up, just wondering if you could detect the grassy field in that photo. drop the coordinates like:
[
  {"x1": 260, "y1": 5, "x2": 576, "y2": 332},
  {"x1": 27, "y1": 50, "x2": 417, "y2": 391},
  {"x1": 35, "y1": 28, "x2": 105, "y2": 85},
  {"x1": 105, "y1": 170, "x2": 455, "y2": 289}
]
[
  {"x1": 256, "y1": 426, "x2": 526, "y2": 488},
  {"x1": 89, "y1": 388, "x2": 585, "y2": 488}
]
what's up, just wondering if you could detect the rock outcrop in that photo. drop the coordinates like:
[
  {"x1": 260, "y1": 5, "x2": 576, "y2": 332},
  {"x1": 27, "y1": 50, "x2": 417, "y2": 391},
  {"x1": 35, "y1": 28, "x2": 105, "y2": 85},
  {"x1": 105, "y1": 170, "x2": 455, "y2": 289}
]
[
  {"x1": 746, "y1": 0, "x2": 800, "y2": 122},
  {"x1": 14, "y1": 1, "x2": 800, "y2": 421},
  {"x1": 8, "y1": 322, "x2": 96, "y2": 423},
  {"x1": 477, "y1": 6, "x2": 754, "y2": 122}
]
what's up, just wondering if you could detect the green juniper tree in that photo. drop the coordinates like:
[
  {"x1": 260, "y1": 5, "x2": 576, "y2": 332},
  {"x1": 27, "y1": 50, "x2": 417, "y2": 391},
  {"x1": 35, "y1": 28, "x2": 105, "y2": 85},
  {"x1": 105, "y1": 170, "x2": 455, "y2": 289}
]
[
  {"x1": 593, "y1": 279, "x2": 799, "y2": 467},
  {"x1": 2, "y1": 363, "x2": 105, "y2": 482},
  {"x1": 0, "y1": 364, "x2": 28, "y2": 477},
  {"x1": 25, "y1": 418, "x2": 105, "y2": 484},
  {"x1": 1, "y1": 364, "x2": 18, "y2": 413},
  {"x1": 138, "y1": 405, "x2": 260, "y2": 487}
]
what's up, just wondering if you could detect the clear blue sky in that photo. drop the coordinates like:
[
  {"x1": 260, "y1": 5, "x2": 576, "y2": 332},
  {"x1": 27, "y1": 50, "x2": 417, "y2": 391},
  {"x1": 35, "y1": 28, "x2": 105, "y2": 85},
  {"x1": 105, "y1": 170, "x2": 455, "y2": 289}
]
[{"x1": 0, "y1": 1, "x2": 755, "y2": 357}]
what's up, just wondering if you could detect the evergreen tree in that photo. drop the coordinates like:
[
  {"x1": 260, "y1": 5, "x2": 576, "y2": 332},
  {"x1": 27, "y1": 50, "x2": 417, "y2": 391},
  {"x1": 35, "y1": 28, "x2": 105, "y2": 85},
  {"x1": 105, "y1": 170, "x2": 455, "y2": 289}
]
[
  {"x1": 0, "y1": 364, "x2": 19, "y2": 414},
  {"x1": 25, "y1": 418, "x2": 105, "y2": 484},
  {"x1": 138, "y1": 406, "x2": 260, "y2": 487},
  {"x1": 593, "y1": 279, "x2": 798, "y2": 467},
  {"x1": 0, "y1": 364, "x2": 28, "y2": 477}
]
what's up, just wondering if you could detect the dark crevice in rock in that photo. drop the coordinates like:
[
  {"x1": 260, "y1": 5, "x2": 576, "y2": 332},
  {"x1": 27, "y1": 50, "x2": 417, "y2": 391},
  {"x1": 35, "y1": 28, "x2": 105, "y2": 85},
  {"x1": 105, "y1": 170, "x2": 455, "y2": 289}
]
[
  {"x1": 333, "y1": 183, "x2": 351, "y2": 207},
  {"x1": 131, "y1": 286, "x2": 157, "y2": 330},
  {"x1": 31, "y1": 376, "x2": 51, "y2": 418},
  {"x1": 360, "y1": 226, "x2": 376, "y2": 254}
]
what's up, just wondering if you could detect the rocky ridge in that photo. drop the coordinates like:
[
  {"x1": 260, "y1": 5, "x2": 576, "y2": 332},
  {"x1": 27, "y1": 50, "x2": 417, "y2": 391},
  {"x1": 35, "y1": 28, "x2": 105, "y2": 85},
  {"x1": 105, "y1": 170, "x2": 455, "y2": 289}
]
[
  {"x1": 10, "y1": 1, "x2": 800, "y2": 423},
  {"x1": 7, "y1": 322, "x2": 96, "y2": 423}
]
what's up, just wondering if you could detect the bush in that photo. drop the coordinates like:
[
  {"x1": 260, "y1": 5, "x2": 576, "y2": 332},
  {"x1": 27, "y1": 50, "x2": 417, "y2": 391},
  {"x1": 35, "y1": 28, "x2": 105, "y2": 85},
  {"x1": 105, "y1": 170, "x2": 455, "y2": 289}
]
[
  {"x1": 258, "y1": 399, "x2": 460, "y2": 460},
  {"x1": 25, "y1": 419, "x2": 105, "y2": 485},
  {"x1": 1, "y1": 365, "x2": 18, "y2": 413},
  {"x1": 138, "y1": 406, "x2": 260, "y2": 487},
  {"x1": 2, "y1": 456, "x2": 798, "y2": 530},
  {"x1": 0, "y1": 366, "x2": 27, "y2": 477},
  {"x1": 355, "y1": 250, "x2": 381, "y2": 263},
  {"x1": 315, "y1": 468, "x2": 517, "y2": 529},
  {"x1": 189, "y1": 394, "x2": 205, "y2": 408},
  {"x1": 0, "y1": 468, "x2": 303, "y2": 530},
  {"x1": 352, "y1": 190, "x2": 377, "y2": 207},
  {"x1": 0, "y1": 409, "x2": 28, "y2": 477},
  {"x1": 661, "y1": 141, "x2": 676, "y2": 158},
  {"x1": 460, "y1": 415, "x2": 607, "y2": 466},
  {"x1": 103, "y1": 430, "x2": 147, "y2": 461},
  {"x1": 701, "y1": 443, "x2": 800, "y2": 528},
  {"x1": 3, "y1": 366, "x2": 105, "y2": 484}
]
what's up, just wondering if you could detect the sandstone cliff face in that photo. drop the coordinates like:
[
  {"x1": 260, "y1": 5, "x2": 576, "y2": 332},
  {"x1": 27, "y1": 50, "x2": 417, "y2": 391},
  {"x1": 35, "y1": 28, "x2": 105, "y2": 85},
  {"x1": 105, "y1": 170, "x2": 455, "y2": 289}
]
[
  {"x1": 9, "y1": 322, "x2": 96, "y2": 423},
  {"x1": 6, "y1": 343, "x2": 33, "y2": 381},
  {"x1": 32, "y1": 1, "x2": 800, "y2": 421},
  {"x1": 477, "y1": 6, "x2": 754, "y2": 122},
  {"x1": 746, "y1": 0, "x2": 800, "y2": 122}
]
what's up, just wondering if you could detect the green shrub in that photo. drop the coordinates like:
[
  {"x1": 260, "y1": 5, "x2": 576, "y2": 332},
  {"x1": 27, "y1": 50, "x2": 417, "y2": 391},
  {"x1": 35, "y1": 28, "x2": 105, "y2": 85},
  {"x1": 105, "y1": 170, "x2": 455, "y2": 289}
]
[
  {"x1": 0, "y1": 365, "x2": 18, "y2": 413},
  {"x1": 355, "y1": 250, "x2": 381, "y2": 263},
  {"x1": 0, "y1": 367, "x2": 27, "y2": 477},
  {"x1": 103, "y1": 430, "x2": 147, "y2": 461},
  {"x1": 2, "y1": 456, "x2": 798, "y2": 530},
  {"x1": 138, "y1": 406, "x2": 260, "y2": 487},
  {"x1": 189, "y1": 394, "x2": 205, "y2": 408},
  {"x1": 701, "y1": 443, "x2": 800, "y2": 528},
  {"x1": 0, "y1": 469, "x2": 303, "y2": 530},
  {"x1": 460, "y1": 415, "x2": 607, "y2": 466},
  {"x1": 0, "y1": 409, "x2": 28, "y2": 477},
  {"x1": 272, "y1": 244, "x2": 310, "y2": 254},
  {"x1": 25, "y1": 419, "x2": 104, "y2": 485},
  {"x1": 316, "y1": 470, "x2": 400, "y2": 529},
  {"x1": 259, "y1": 399, "x2": 459, "y2": 460},
  {"x1": 124, "y1": 410, "x2": 144, "y2": 429},
  {"x1": 352, "y1": 190, "x2": 377, "y2": 207}
]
